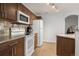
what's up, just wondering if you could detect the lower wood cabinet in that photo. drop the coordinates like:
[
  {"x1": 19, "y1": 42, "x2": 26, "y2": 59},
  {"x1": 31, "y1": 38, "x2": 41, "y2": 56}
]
[
  {"x1": 15, "y1": 37, "x2": 25, "y2": 56},
  {"x1": 0, "y1": 37, "x2": 25, "y2": 56},
  {"x1": 57, "y1": 36, "x2": 75, "y2": 56},
  {"x1": 0, "y1": 45, "x2": 12, "y2": 56},
  {"x1": 34, "y1": 33, "x2": 38, "y2": 49}
]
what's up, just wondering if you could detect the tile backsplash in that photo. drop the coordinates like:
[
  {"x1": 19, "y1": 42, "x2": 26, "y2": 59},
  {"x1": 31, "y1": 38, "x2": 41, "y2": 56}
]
[
  {"x1": 0, "y1": 21, "x2": 11, "y2": 36},
  {"x1": 11, "y1": 24, "x2": 26, "y2": 37},
  {"x1": 0, "y1": 20, "x2": 27, "y2": 38}
]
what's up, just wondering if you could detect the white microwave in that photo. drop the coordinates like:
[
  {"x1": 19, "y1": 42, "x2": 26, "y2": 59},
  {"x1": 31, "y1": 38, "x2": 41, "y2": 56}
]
[{"x1": 17, "y1": 11, "x2": 30, "y2": 24}]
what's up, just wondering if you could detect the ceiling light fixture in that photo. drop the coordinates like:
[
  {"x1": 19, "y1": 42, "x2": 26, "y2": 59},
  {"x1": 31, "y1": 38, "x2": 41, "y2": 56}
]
[
  {"x1": 50, "y1": 3, "x2": 56, "y2": 8},
  {"x1": 47, "y1": 3, "x2": 59, "y2": 12},
  {"x1": 47, "y1": 3, "x2": 56, "y2": 8},
  {"x1": 52, "y1": 5, "x2": 55, "y2": 8}
]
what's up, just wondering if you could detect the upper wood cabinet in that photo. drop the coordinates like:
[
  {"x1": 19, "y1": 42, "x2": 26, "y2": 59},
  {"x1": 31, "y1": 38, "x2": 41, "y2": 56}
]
[
  {"x1": 6, "y1": 3, "x2": 18, "y2": 21},
  {"x1": 18, "y1": 4, "x2": 28, "y2": 14},
  {"x1": 0, "y1": 3, "x2": 37, "y2": 23},
  {"x1": 0, "y1": 3, "x2": 18, "y2": 22}
]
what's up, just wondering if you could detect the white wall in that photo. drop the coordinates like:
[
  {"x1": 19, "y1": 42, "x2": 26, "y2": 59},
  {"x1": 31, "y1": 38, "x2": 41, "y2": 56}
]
[
  {"x1": 41, "y1": 11, "x2": 79, "y2": 42},
  {"x1": 42, "y1": 12, "x2": 65, "y2": 42}
]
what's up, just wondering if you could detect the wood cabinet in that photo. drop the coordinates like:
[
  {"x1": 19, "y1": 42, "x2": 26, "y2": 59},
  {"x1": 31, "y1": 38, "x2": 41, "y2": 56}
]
[
  {"x1": 57, "y1": 36, "x2": 75, "y2": 56},
  {"x1": 0, "y1": 43, "x2": 12, "y2": 56},
  {"x1": 15, "y1": 37, "x2": 25, "y2": 56},
  {"x1": 0, "y1": 40, "x2": 18, "y2": 56},
  {"x1": 34, "y1": 33, "x2": 38, "y2": 49},
  {"x1": 0, "y1": 37, "x2": 24, "y2": 56},
  {"x1": 6, "y1": 3, "x2": 18, "y2": 21},
  {"x1": 0, "y1": 3, "x2": 37, "y2": 23},
  {"x1": 18, "y1": 4, "x2": 28, "y2": 14},
  {"x1": 0, "y1": 3, "x2": 18, "y2": 22},
  {"x1": 0, "y1": 3, "x2": 4, "y2": 19}
]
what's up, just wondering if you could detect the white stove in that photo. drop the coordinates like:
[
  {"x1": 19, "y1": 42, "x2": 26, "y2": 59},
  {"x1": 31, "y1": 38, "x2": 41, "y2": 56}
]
[{"x1": 25, "y1": 34, "x2": 34, "y2": 56}]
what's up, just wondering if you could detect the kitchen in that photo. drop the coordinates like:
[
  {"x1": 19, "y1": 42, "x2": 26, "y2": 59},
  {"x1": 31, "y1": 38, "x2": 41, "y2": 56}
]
[
  {"x1": 0, "y1": 3, "x2": 43, "y2": 56},
  {"x1": 0, "y1": 3, "x2": 79, "y2": 56}
]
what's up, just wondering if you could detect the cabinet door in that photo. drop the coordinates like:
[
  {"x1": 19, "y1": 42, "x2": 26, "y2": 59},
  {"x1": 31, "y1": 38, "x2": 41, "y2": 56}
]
[
  {"x1": 16, "y1": 45, "x2": 24, "y2": 56},
  {"x1": 15, "y1": 37, "x2": 25, "y2": 56},
  {"x1": 0, "y1": 37, "x2": 24, "y2": 56},
  {"x1": 62, "y1": 38, "x2": 75, "y2": 56},
  {"x1": 34, "y1": 33, "x2": 38, "y2": 49},
  {"x1": 0, "y1": 3, "x2": 5, "y2": 19},
  {"x1": 17, "y1": 4, "x2": 23, "y2": 12},
  {"x1": 0, "y1": 48, "x2": 12, "y2": 56},
  {"x1": 6, "y1": 3, "x2": 17, "y2": 21},
  {"x1": 18, "y1": 4, "x2": 28, "y2": 14},
  {"x1": 57, "y1": 36, "x2": 63, "y2": 55},
  {"x1": 0, "y1": 3, "x2": 17, "y2": 21},
  {"x1": 8, "y1": 38, "x2": 24, "y2": 56},
  {"x1": 8, "y1": 42, "x2": 18, "y2": 56},
  {"x1": 0, "y1": 44, "x2": 12, "y2": 56},
  {"x1": 61, "y1": 38, "x2": 68, "y2": 56},
  {"x1": 57, "y1": 36, "x2": 75, "y2": 56}
]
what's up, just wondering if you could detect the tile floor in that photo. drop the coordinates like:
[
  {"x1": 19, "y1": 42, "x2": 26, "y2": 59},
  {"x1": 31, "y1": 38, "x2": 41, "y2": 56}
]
[{"x1": 32, "y1": 42, "x2": 56, "y2": 56}]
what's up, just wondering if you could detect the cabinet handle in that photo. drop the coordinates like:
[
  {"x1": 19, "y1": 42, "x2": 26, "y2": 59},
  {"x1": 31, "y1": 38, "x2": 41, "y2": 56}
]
[
  {"x1": 11, "y1": 47, "x2": 16, "y2": 56},
  {"x1": 11, "y1": 44, "x2": 17, "y2": 56}
]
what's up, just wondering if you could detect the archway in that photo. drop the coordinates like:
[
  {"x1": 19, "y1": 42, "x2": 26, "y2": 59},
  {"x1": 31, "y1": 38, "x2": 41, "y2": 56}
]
[{"x1": 65, "y1": 15, "x2": 78, "y2": 34}]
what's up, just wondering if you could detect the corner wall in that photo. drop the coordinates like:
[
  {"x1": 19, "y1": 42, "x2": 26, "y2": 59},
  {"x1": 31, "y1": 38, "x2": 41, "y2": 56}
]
[{"x1": 41, "y1": 11, "x2": 79, "y2": 42}]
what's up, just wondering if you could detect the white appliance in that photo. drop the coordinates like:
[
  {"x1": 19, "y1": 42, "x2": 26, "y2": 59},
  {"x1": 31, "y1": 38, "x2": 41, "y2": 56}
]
[
  {"x1": 17, "y1": 11, "x2": 30, "y2": 24},
  {"x1": 75, "y1": 30, "x2": 79, "y2": 56},
  {"x1": 25, "y1": 34, "x2": 34, "y2": 56},
  {"x1": 33, "y1": 20, "x2": 43, "y2": 47}
]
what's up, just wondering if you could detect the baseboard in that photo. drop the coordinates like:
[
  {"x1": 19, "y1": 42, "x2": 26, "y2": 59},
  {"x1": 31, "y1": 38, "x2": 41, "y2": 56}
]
[{"x1": 43, "y1": 40, "x2": 56, "y2": 43}]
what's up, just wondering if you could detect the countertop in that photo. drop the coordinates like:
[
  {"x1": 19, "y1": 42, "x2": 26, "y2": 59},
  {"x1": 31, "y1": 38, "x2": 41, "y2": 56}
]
[
  {"x1": 57, "y1": 34, "x2": 75, "y2": 39},
  {"x1": 0, "y1": 35, "x2": 25, "y2": 44}
]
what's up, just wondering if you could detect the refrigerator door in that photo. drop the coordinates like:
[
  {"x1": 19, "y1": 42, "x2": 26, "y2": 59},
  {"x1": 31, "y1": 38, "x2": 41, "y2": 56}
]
[
  {"x1": 33, "y1": 20, "x2": 39, "y2": 33},
  {"x1": 40, "y1": 20, "x2": 43, "y2": 29},
  {"x1": 39, "y1": 29, "x2": 43, "y2": 46},
  {"x1": 39, "y1": 20, "x2": 43, "y2": 46},
  {"x1": 75, "y1": 30, "x2": 79, "y2": 56},
  {"x1": 33, "y1": 20, "x2": 43, "y2": 47}
]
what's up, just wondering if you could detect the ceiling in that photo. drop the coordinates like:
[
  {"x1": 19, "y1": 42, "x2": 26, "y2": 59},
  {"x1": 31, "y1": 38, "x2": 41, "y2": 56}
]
[{"x1": 23, "y1": 3, "x2": 79, "y2": 16}]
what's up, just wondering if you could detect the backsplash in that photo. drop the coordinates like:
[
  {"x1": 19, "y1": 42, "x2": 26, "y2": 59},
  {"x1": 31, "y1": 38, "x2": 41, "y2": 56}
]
[
  {"x1": 0, "y1": 21, "x2": 12, "y2": 41},
  {"x1": 11, "y1": 24, "x2": 26, "y2": 37},
  {"x1": 0, "y1": 21, "x2": 11, "y2": 36},
  {"x1": 0, "y1": 20, "x2": 27, "y2": 39}
]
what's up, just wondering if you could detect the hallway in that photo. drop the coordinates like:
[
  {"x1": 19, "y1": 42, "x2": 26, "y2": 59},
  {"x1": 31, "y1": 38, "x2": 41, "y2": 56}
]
[{"x1": 32, "y1": 42, "x2": 56, "y2": 56}]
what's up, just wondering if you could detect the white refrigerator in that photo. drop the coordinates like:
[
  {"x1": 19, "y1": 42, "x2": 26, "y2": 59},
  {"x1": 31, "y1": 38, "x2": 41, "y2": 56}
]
[
  {"x1": 75, "y1": 30, "x2": 79, "y2": 56},
  {"x1": 33, "y1": 20, "x2": 43, "y2": 47}
]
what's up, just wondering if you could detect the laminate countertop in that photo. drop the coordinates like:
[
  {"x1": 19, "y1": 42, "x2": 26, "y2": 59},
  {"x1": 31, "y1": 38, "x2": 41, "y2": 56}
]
[
  {"x1": 0, "y1": 35, "x2": 25, "y2": 44},
  {"x1": 57, "y1": 34, "x2": 75, "y2": 39}
]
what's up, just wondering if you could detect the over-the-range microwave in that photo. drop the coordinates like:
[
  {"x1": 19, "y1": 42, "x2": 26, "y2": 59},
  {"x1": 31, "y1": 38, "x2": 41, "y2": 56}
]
[{"x1": 17, "y1": 11, "x2": 30, "y2": 24}]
